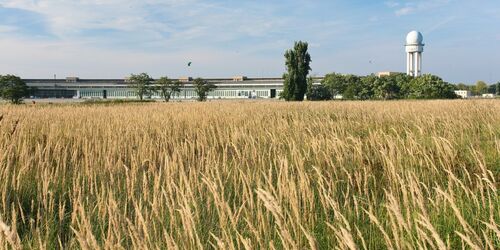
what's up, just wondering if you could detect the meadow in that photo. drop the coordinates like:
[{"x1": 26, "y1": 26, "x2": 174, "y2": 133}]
[{"x1": 0, "y1": 100, "x2": 499, "y2": 249}]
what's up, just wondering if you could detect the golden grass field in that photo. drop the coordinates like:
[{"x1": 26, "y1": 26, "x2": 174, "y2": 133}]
[{"x1": 0, "y1": 100, "x2": 499, "y2": 249}]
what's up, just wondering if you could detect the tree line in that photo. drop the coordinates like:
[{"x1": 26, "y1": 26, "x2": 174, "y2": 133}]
[
  {"x1": 305, "y1": 72, "x2": 458, "y2": 101},
  {"x1": 281, "y1": 41, "x2": 499, "y2": 101},
  {"x1": 455, "y1": 81, "x2": 499, "y2": 96}
]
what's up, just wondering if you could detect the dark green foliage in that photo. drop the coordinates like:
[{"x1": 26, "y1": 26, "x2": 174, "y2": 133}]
[
  {"x1": 128, "y1": 73, "x2": 154, "y2": 100},
  {"x1": 322, "y1": 73, "x2": 347, "y2": 98},
  {"x1": 320, "y1": 73, "x2": 456, "y2": 100},
  {"x1": 156, "y1": 77, "x2": 181, "y2": 102},
  {"x1": 358, "y1": 74, "x2": 377, "y2": 100},
  {"x1": 194, "y1": 78, "x2": 216, "y2": 101},
  {"x1": 373, "y1": 76, "x2": 400, "y2": 100},
  {"x1": 405, "y1": 74, "x2": 457, "y2": 99},
  {"x1": 342, "y1": 75, "x2": 362, "y2": 99},
  {"x1": 497, "y1": 82, "x2": 500, "y2": 95},
  {"x1": 391, "y1": 73, "x2": 414, "y2": 98},
  {"x1": 307, "y1": 85, "x2": 332, "y2": 101},
  {"x1": 282, "y1": 41, "x2": 311, "y2": 101},
  {"x1": 487, "y1": 83, "x2": 498, "y2": 95},
  {"x1": 0, "y1": 74, "x2": 29, "y2": 104}
]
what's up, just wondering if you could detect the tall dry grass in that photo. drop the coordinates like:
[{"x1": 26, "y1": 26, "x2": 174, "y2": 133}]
[{"x1": 0, "y1": 100, "x2": 499, "y2": 249}]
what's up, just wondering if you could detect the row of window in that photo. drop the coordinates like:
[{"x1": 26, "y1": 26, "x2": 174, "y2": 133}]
[{"x1": 78, "y1": 90, "x2": 274, "y2": 98}]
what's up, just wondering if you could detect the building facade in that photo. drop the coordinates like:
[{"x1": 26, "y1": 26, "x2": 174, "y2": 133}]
[
  {"x1": 454, "y1": 90, "x2": 472, "y2": 99},
  {"x1": 25, "y1": 76, "x2": 323, "y2": 100}
]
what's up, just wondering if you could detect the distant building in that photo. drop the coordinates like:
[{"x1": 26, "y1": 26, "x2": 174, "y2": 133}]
[
  {"x1": 482, "y1": 93, "x2": 495, "y2": 98},
  {"x1": 376, "y1": 72, "x2": 399, "y2": 77},
  {"x1": 24, "y1": 76, "x2": 324, "y2": 100},
  {"x1": 454, "y1": 90, "x2": 472, "y2": 99}
]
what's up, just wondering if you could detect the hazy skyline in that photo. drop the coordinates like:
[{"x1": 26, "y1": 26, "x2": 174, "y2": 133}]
[{"x1": 1, "y1": 0, "x2": 499, "y2": 84}]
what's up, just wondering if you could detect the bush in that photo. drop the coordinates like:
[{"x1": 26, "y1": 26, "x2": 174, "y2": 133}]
[{"x1": 307, "y1": 85, "x2": 332, "y2": 101}]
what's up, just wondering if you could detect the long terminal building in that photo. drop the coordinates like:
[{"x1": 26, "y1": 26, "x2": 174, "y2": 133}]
[{"x1": 25, "y1": 76, "x2": 324, "y2": 100}]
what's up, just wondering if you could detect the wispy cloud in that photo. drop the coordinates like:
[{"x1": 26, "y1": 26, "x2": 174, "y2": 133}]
[
  {"x1": 0, "y1": 24, "x2": 17, "y2": 32},
  {"x1": 425, "y1": 16, "x2": 456, "y2": 34},
  {"x1": 384, "y1": 1, "x2": 400, "y2": 8},
  {"x1": 395, "y1": 7, "x2": 414, "y2": 16},
  {"x1": 0, "y1": 0, "x2": 290, "y2": 49},
  {"x1": 388, "y1": 0, "x2": 452, "y2": 16}
]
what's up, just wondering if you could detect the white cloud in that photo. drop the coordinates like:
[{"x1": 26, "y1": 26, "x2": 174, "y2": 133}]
[
  {"x1": 0, "y1": 25, "x2": 17, "y2": 32},
  {"x1": 384, "y1": 1, "x2": 400, "y2": 8},
  {"x1": 0, "y1": 0, "x2": 182, "y2": 37},
  {"x1": 395, "y1": 7, "x2": 414, "y2": 16},
  {"x1": 388, "y1": 0, "x2": 452, "y2": 16}
]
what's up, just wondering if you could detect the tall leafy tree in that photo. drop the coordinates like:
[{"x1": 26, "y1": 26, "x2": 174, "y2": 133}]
[
  {"x1": 392, "y1": 73, "x2": 413, "y2": 98},
  {"x1": 373, "y1": 76, "x2": 400, "y2": 100},
  {"x1": 322, "y1": 73, "x2": 347, "y2": 98},
  {"x1": 0, "y1": 75, "x2": 29, "y2": 104},
  {"x1": 156, "y1": 77, "x2": 181, "y2": 102},
  {"x1": 282, "y1": 41, "x2": 311, "y2": 101},
  {"x1": 194, "y1": 78, "x2": 216, "y2": 102},
  {"x1": 455, "y1": 83, "x2": 470, "y2": 91},
  {"x1": 406, "y1": 74, "x2": 457, "y2": 99},
  {"x1": 487, "y1": 84, "x2": 497, "y2": 94},
  {"x1": 358, "y1": 75, "x2": 377, "y2": 100},
  {"x1": 342, "y1": 74, "x2": 362, "y2": 99},
  {"x1": 128, "y1": 73, "x2": 153, "y2": 100},
  {"x1": 475, "y1": 81, "x2": 488, "y2": 95}
]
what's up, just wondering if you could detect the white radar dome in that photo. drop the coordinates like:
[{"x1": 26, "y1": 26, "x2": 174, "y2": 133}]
[{"x1": 406, "y1": 31, "x2": 423, "y2": 45}]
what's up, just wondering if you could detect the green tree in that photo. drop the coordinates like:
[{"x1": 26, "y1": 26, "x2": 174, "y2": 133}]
[
  {"x1": 342, "y1": 75, "x2": 362, "y2": 100},
  {"x1": 475, "y1": 81, "x2": 488, "y2": 95},
  {"x1": 322, "y1": 73, "x2": 347, "y2": 98},
  {"x1": 392, "y1": 73, "x2": 413, "y2": 98},
  {"x1": 497, "y1": 82, "x2": 500, "y2": 96},
  {"x1": 282, "y1": 41, "x2": 311, "y2": 101},
  {"x1": 156, "y1": 77, "x2": 181, "y2": 102},
  {"x1": 358, "y1": 75, "x2": 377, "y2": 100},
  {"x1": 128, "y1": 73, "x2": 153, "y2": 100},
  {"x1": 406, "y1": 74, "x2": 457, "y2": 99},
  {"x1": 373, "y1": 76, "x2": 400, "y2": 100},
  {"x1": 0, "y1": 75, "x2": 29, "y2": 104},
  {"x1": 194, "y1": 78, "x2": 216, "y2": 102},
  {"x1": 455, "y1": 83, "x2": 469, "y2": 90},
  {"x1": 307, "y1": 84, "x2": 332, "y2": 101},
  {"x1": 487, "y1": 83, "x2": 497, "y2": 94}
]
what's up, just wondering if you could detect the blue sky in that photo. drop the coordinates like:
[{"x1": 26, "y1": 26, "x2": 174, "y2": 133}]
[{"x1": 0, "y1": 0, "x2": 499, "y2": 84}]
